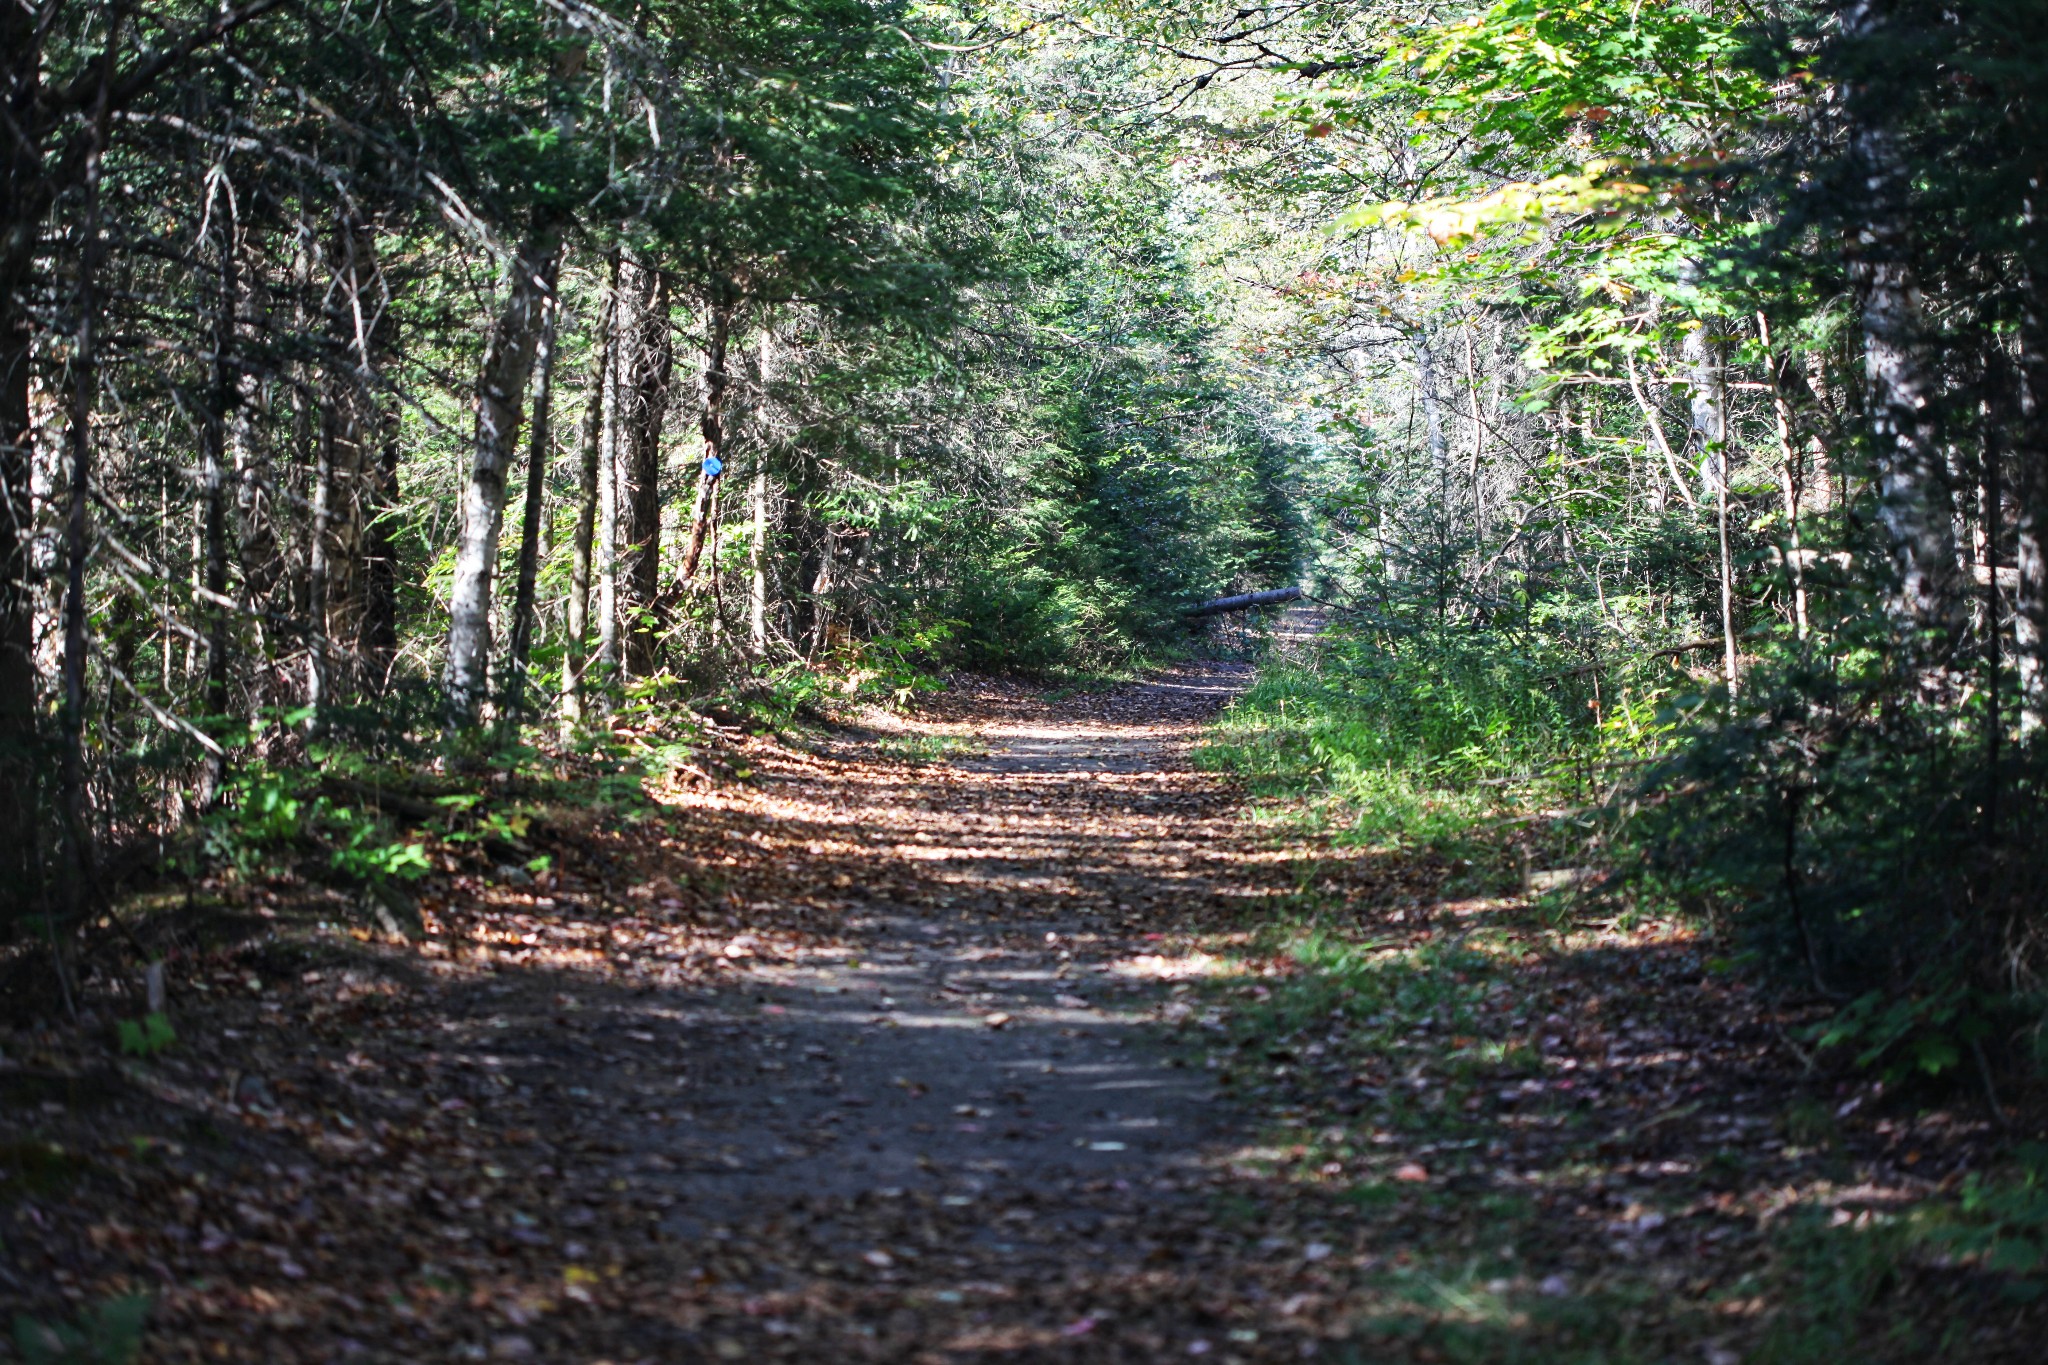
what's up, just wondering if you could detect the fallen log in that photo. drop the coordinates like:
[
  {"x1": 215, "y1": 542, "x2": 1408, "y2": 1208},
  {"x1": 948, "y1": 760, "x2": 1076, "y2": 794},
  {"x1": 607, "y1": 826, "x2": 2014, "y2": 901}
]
[{"x1": 1184, "y1": 586, "x2": 1303, "y2": 617}]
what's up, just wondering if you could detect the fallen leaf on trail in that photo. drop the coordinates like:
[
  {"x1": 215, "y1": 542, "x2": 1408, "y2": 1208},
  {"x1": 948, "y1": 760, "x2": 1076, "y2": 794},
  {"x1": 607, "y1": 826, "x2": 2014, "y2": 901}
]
[{"x1": 984, "y1": 1011, "x2": 1013, "y2": 1028}]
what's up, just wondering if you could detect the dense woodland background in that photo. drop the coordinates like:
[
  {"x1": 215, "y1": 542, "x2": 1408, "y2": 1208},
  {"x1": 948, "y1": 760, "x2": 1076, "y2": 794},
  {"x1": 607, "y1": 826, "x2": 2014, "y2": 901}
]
[{"x1": 3, "y1": 0, "x2": 2045, "y2": 1101}]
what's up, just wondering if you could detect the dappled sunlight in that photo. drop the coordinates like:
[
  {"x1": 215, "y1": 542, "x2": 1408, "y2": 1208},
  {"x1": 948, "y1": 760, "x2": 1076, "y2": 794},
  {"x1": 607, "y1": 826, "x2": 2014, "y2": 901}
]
[
  {"x1": 1108, "y1": 951, "x2": 1238, "y2": 981},
  {"x1": 11, "y1": 643, "x2": 2037, "y2": 1362}
]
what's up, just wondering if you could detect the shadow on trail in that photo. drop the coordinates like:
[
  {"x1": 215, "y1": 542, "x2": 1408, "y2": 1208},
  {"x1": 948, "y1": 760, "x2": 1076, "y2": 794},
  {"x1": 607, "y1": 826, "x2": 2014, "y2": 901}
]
[{"x1": 10, "y1": 644, "x2": 2033, "y2": 1362}]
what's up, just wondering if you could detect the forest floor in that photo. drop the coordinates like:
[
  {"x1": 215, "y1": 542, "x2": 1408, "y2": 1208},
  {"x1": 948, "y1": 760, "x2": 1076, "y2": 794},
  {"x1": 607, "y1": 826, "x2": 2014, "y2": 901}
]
[{"x1": 3, "y1": 614, "x2": 2041, "y2": 1363}]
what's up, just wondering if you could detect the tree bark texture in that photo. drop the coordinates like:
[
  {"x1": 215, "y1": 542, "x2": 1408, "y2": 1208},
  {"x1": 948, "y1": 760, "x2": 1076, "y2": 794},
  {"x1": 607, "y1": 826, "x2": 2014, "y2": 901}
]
[
  {"x1": 1185, "y1": 587, "x2": 1303, "y2": 617},
  {"x1": 196, "y1": 165, "x2": 239, "y2": 794},
  {"x1": 596, "y1": 280, "x2": 622, "y2": 678},
  {"x1": 1681, "y1": 313, "x2": 1739, "y2": 693},
  {"x1": 306, "y1": 406, "x2": 333, "y2": 725},
  {"x1": 680, "y1": 297, "x2": 734, "y2": 585},
  {"x1": 443, "y1": 229, "x2": 561, "y2": 727},
  {"x1": 563, "y1": 256, "x2": 615, "y2": 722},
  {"x1": 1842, "y1": 1, "x2": 1966, "y2": 652},
  {"x1": 0, "y1": 303, "x2": 37, "y2": 911},
  {"x1": 747, "y1": 321, "x2": 776, "y2": 655},
  {"x1": 2014, "y1": 160, "x2": 2048, "y2": 731},
  {"x1": 506, "y1": 290, "x2": 559, "y2": 717},
  {"x1": 325, "y1": 213, "x2": 393, "y2": 705},
  {"x1": 0, "y1": 0, "x2": 54, "y2": 911},
  {"x1": 59, "y1": 45, "x2": 118, "y2": 946},
  {"x1": 615, "y1": 257, "x2": 672, "y2": 677}
]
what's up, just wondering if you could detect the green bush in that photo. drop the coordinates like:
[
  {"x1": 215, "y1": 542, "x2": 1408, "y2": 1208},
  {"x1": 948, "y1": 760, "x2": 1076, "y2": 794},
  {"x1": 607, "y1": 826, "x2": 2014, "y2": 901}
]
[
  {"x1": 1200, "y1": 621, "x2": 1607, "y2": 845},
  {"x1": 1620, "y1": 637, "x2": 2048, "y2": 1009}
]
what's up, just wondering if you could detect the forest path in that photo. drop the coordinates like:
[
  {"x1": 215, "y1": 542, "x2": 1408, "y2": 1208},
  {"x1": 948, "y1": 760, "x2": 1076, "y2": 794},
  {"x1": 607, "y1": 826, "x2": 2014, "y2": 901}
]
[
  {"x1": 662, "y1": 660, "x2": 1250, "y2": 1222},
  {"x1": 619, "y1": 650, "x2": 1325, "y2": 1359},
  {"x1": 16, "y1": 611, "x2": 2011, "y2": 1363}
]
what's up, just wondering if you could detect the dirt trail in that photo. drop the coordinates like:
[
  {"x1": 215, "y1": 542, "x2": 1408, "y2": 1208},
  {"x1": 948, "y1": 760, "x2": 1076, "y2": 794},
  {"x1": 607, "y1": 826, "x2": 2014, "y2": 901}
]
[
  {"x1": 15, "y1": 625, "x2": 2033, "y2": 1362},
  {"x1": 657, "y1": 662, "x2": 1252, "y2": 1228},
  {"x1": 257, "y1": 650, "x2": 1333, "y2": 1364},
  {"x1": 11, "y1": 645, "x2": 1366, "y2": 1365},
  {"x1": 608, "y1": 654, "x2": 1318, "y2": 1358}
]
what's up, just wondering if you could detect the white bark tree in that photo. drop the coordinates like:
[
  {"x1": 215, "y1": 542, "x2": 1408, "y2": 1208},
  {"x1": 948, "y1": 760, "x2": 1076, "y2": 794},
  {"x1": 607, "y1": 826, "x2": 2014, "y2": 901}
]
[{"x1": 443, "y1": 230, "x2": 561, "y2": 727}]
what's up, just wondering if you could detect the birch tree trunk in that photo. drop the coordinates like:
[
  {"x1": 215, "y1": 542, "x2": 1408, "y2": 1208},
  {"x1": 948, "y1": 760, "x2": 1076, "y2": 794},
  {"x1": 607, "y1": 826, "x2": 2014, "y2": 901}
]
[
  {"x1": 1683, "y1": 315, "x2": 1739, "y2": 692},
  {"x1": 443, "y1": 229, "x2": 561, "y2": 728},
  {"x1": 305, "y1": 410, "x2": 333, "y2": 728},
  {"x1": 195, "y1": 163, "x2": 242, "y2": 799},
  {"x1": 746, "y1": 318, "x2": 776, "y2": 655},
  {"x1": 749, "y1": 456, "x2": 770, "y2": 655},
  {"x1": 596, "y1": 282, "x2": 622, "y2": 680},
  {"x1": 1842, "y1": 1, "x2": 1966, "y2": 653},
  {"x1": 2015, "y1": 214, "x2": 2048, "y2": 733}
]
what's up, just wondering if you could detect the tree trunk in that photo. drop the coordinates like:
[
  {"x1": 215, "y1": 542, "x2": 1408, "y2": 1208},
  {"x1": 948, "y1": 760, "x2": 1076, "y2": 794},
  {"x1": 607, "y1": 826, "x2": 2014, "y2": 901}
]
[
  {"x1": 506, "y1": 289, "x2": 559, "y2": 719},
  {"x1": 1773, "y1": 384, "x2": 1811, "y2": 642},
  {"x1": 0, "y1": 303, "x2": 37, "y2": 910},
  {"x1": 58, "y1": 48, "x2": 116, "y2": 975},
  {"x1": 1682, "y1": 314, "x2": 1739, "y2": 693},
  {"x1": 1409, "y1": 327, "x2": 1453, "y2": 623},
  {"x1": 305, "y1": 408, "x2": 333, "y2": 728},
  {"x1": 230, "y1": 260, "x2": 276, "y2": 727},
  {"x1": 2017, "y1": 490, "x2": 2045, "y2": 734},
  {"x1": 1186, "y1": 587, "x2": 1304, "y2": 617},
  {"x1": 747, "y1": 316, "x2": 775, "y2": 655},
  {"x1": 1462, "y1": 320, "x2": 1490, "y2": 539},
  {"x1": 359, "y1": 410, "x2": 401, "y2": 696},
  {"x1": 443, "y1": 228, "x2": 561, "y2": 728},
  {"x1": 326, "y1": 212, "x2": 392, "y2": 706},
  {"x1": 0, "y1": 0, "x2": 51, "y2": 910},
  {"x1": 616, "y1": 257, "x2": 672, "y2": 677},
  {"x1": 2013, "y1": 157, "x2": 2048, "y2": 732},
  {"x1": 196, "y1": 173, "x2": 240, "y2": 798},
  {"x1": 597, "y1": 279, "x2": 623, "y2": 680},
  {"x1": 748, "y1": 458, "x2": 769, "y2": 654},
  {"x1": 1683, "y1": 319, "x2": 1728, "y2": 496},
  {"x1": 563, "y1": 255, "x2": 615, "y2": 723},
  {"x1": 1842, "y1": 1, "x2": 1966, "y2": 653},
  {"x1": 680, "y1": 297, "x2": 734, "y2": 584}
]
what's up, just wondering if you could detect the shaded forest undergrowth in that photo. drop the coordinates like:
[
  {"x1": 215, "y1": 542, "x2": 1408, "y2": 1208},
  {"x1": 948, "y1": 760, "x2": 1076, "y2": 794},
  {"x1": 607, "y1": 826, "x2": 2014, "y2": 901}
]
[{"x1": 4, "y1": 646, "x2": 2045, "y2": 1363}]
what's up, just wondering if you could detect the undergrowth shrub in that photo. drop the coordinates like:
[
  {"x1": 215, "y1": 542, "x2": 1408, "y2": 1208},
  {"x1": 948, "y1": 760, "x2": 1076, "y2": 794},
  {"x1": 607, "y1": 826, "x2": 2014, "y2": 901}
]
[
  {"x1": 1618, "y1": 632, "x2": 2048, "y2": 1078},
  {"x1": 1200, "y1": 622, "x2": 1619, "y2": 846}
]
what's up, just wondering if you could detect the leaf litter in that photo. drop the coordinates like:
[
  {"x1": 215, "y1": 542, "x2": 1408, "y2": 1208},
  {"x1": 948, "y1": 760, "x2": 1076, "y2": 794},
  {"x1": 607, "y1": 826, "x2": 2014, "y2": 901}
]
[{"x1": 2, "y1": 655, "x2": 2042, "y2": 1362}]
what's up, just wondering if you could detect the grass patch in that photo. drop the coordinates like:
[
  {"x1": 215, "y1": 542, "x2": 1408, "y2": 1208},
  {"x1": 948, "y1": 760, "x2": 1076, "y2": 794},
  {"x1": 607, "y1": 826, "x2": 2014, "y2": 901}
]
[
  {"x1": 872, "y1": 732, "x2": 985, "y2": 765},
  {"x1": 1193, "y1": 626, "x2": 2045, "y2": 1362}
]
